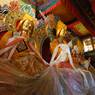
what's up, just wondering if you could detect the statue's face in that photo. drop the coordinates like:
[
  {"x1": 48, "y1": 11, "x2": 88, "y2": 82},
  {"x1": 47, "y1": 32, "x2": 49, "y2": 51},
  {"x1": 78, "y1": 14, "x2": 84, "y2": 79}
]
[
  {"x1": 22, "y1": 20, "x2": 34, "y2": 31},
  {"x1": 21, "y1": 20, "x2": 34, "y2": 38},
  {"x1": 22, "y1": 20, "x2": 29, "y2": 30}
]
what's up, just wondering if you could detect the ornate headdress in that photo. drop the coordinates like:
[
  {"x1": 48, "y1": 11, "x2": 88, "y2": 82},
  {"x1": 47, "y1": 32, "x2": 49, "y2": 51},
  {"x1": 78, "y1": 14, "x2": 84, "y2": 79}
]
[
  {"x1": 16, "y1": 13, "x2": 37, "y2": 31},
  {"x1": 56, "y1": 20, "x2": 67, "y2": 37}
]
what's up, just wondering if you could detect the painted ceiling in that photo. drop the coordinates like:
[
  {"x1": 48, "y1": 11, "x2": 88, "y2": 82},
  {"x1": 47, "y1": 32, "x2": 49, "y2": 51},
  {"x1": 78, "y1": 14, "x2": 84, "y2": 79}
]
[
  {"x1": 68, "y1": 21, "x2": 90, "y2": 36},
  {"x1": 1, "y1": 0, "x2": 95, "y2": 36},
  {"x1": 20, "y1": 0, "x2": 95, "y2": 36}
]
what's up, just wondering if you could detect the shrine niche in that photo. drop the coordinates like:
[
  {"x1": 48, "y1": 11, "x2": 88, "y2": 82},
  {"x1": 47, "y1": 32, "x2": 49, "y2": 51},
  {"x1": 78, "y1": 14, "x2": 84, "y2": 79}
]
[
  {"x1": 83, "y1": 38, "x2": 93, "y2": 52},
  {"x1": 83, "y1": 36, "x2": 95, "y2": 53}
]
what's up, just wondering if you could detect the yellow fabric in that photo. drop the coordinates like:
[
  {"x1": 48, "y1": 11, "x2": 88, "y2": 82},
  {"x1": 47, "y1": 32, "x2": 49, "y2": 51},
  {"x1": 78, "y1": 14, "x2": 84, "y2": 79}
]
[
  {"x1": 56, "y1": 20, "x2": 67, "y2": 37},
  {"x1": 50, "y1": 39, "x2": 64, "y2": 54},
  {"x1": 22, "y1": 14, "x2": 37, "y2": 24},
  {"x1": 50, "y1": 39, "x2": 59, "y2": 54}
]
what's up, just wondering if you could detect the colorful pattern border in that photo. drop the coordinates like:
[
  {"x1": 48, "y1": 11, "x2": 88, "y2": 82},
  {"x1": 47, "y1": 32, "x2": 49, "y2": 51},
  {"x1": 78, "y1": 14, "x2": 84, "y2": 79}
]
[
  {"x1": 23, "y1": 0, "x2": 62, "y2": 15},
  {"x1": 38, "y1": 0, "x2": 61, "y2": 15}
]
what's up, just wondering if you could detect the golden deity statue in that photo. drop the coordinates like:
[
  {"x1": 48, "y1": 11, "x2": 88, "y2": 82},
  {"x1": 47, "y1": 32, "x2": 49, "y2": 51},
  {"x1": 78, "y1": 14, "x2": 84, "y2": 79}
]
[{"x1": 50, "y1": 20, "x2": 67, "y2": 53}]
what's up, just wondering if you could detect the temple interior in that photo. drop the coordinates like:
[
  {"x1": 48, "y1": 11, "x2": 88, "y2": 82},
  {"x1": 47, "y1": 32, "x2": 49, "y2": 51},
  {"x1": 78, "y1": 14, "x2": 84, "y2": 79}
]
[{"x1": 0, "y1": 0, "x2": 95, "y2": 95}]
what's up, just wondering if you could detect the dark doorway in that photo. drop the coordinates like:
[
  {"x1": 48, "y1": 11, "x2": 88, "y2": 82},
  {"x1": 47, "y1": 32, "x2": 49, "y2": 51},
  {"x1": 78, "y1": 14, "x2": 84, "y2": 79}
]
[{"x1": 41, "y1": 37, "x2": 52, "y2": 63}]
